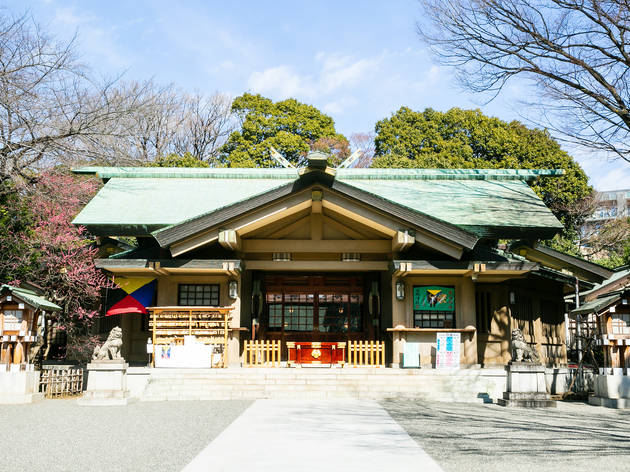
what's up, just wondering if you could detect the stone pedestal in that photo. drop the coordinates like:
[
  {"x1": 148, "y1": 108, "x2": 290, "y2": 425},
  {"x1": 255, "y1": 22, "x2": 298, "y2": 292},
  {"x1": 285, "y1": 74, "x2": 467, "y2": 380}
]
[
  {"x1": 589, "y1": 374, "x2": 630, "y2": 409},
  {"x1": 78, "y1": 360, "x2": 129, "y2": 406},
  {"x1": 498, "y1": 362, "x2": 556, "y2": 408},
  {"x1": 0, "y1": 370, "x2": 43, "y2": 404}
]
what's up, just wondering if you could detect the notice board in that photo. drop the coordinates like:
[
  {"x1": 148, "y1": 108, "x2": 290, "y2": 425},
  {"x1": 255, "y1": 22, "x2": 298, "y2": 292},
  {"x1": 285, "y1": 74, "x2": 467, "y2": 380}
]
[{"x1": 436, "y1": 332, "x2": 461, "y2": 369}]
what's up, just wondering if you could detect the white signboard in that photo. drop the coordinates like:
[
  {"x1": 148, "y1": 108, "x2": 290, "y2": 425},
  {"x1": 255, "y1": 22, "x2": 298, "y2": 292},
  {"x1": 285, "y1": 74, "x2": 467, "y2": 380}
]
[
  {"x1": 403, "y1": 342, "x2": 421, "y2": 368},
  {"x1": 436, "y1": 332, "x2": 461, "y2": 369}
]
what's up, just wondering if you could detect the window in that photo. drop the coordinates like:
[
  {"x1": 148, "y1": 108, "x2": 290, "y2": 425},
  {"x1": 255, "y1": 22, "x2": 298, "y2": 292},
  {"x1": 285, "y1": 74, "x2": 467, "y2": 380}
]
[
  {"x1": 611, "y1": 314, "x2": 630, "y2": 334},
  {"x1": 318, "y1": 293, "x2": 362, "y2": 333},
  {"x1": 2, "y1": 309, "x2": 23, "y2": 321},
  {"x1": 413, "y1": 286, "x2": 455, "y2": 329},
  {"x1": 178, "y1": 284, "x2": 219, "y2": 306}
]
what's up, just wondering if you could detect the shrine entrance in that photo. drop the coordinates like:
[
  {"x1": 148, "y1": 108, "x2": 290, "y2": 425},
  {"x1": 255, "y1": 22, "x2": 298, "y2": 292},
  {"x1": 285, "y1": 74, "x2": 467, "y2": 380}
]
[{"x1": 259, "y1": 274, "x2": 379, "y2": 360}]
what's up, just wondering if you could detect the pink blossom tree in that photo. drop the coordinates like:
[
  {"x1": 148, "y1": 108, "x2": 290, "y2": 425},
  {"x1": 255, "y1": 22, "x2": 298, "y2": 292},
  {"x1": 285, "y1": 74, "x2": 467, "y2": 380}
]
[{"x1": 1, "y1": 171, "x2": 115, "y2": 361}]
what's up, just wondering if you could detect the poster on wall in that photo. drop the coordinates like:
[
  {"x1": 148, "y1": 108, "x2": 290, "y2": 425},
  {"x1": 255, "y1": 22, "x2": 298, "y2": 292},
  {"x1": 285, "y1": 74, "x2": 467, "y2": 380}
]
[
  {"x1": 436, "y1": 332, "x2": 461, "y2": 369},
  {"x1": 413, "y1": 286, "x2": 455, "y2": 312}
]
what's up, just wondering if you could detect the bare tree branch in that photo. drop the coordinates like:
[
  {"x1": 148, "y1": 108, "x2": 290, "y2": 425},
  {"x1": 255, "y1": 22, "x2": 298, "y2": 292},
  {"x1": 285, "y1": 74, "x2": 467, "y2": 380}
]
[{"x1": 419, "y1": 0, "x2": 630, "y2": 163}]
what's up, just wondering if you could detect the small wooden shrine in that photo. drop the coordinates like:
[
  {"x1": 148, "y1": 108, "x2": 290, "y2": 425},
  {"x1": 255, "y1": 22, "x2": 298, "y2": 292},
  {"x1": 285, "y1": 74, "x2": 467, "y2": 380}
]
[
  {"x1": 573, "y1": 289, "x2": 630, "y2": 372},
  {"x1": 0, "y1": 285, "x2": 61, "y2": 370}
]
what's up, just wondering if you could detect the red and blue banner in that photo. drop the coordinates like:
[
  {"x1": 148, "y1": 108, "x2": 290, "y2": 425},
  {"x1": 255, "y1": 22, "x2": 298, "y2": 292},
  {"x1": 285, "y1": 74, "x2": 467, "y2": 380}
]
[{"x1": 106, "y1": 277, "x2": 156, "y2": 316}]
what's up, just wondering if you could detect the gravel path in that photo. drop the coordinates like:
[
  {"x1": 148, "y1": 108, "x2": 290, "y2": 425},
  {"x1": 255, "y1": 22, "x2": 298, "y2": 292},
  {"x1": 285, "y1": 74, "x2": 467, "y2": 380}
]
[
  {"x1": 382, "y1": 400, "x2": 630, "y2": 472},
  {"x1": 0, "y1": 399, "x2": 251, "y2": 472}
]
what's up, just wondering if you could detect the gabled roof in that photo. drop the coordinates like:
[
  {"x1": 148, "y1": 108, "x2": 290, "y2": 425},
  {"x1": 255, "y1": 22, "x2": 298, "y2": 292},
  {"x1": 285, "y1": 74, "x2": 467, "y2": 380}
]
[
  {"x1": 73, "y1": 166, "x2": 564, "y2": 249},
  {"x1": 581, "y1": 265, "x2": 630, "y2": 300},
  {"x1": 510, "y1": 242, "x2": 614, "y2": 284},
  {"x1": 571, "y1": 290, "x2": 629, "y2": 317},
  {"x1": 0, "y1": 285, "x2": 61, "y2": 312}
]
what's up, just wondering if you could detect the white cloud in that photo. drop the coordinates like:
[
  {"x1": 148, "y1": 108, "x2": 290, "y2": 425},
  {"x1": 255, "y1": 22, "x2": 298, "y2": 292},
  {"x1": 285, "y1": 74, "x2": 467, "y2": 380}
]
[
  {"x1": 246, "y1": 51, "x2": 383, "y2": 114},
  {"x1": 248, "y1": 66, "x2": 314, "y2": 99},
  {"x1": 323, "y1": 96, "x2": 358, "y2": 115},
  {"x1": 52, "y1": 6, "x2": 130, "y2": 70}
]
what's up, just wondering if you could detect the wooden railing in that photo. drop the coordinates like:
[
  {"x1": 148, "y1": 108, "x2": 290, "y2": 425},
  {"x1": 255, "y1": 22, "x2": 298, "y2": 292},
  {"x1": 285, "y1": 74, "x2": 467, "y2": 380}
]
[
  {"x1": 243, "y1": 340, "x2": 281, "y2": 367},
  {"x1": 347, "y1": 340, "x2": 385, "y2": 367},
  {"x1": 40, "y1": 368, "x2": 84, "y2": 398}
]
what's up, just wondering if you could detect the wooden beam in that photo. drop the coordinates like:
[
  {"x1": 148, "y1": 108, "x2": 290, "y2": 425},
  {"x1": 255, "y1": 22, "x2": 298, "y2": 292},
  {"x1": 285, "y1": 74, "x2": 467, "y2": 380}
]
[
  {"x1": 322, "y1": 199, "x2": 397, "y2": 238},
  {"x1": 170, "y1": 195, "x2": 312, "y2": 256},
  {"x1": 324, "y1": 192, "x2": 465, "y2": 260},
  {"x1": 244, "y1": 260, "x2": 389, "y2": 271},
  {"x1": 321, "y1": 215, "x2": 369, "y2": 240},
  {"x1": 265, "y1": 215, "x2": 310, "y2": 239},
  {"x1": 241, "y1": 239, "x2": 391, "y2": 253},
  {"x1": 235, "y1": 200, "x2": 312, "y2": 236},
  {"x1": 310, "y1": 213, "x2": 323, "y2": 241}
]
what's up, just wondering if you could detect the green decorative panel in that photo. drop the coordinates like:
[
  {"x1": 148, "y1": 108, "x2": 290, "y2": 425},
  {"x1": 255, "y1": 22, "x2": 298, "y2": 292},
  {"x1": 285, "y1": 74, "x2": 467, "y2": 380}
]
[{"x1": 413, "y1": 286, "x2": 455, "y2": 312}]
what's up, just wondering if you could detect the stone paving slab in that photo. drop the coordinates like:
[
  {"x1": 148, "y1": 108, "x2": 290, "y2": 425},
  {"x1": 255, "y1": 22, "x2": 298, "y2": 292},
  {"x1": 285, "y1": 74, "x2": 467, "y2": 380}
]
[{"x1": 183, "y1": 399, "x2": 444, "y2": 472}]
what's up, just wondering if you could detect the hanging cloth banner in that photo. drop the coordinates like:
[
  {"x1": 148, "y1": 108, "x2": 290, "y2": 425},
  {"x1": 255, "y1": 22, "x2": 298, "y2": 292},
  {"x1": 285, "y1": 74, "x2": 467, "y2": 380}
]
[{"x1": 106, "y1": 277, "x2": 156, "y2": 316}]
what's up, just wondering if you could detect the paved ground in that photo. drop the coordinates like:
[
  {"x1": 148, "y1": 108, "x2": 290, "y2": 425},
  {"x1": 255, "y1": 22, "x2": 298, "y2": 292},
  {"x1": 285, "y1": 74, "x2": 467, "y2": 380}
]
[
  {"x1": 183, "y1": 400, "x2": 442, "y2": 472},
  {"x1": 0, "y1": 399, "x2": 251, "y2": 472},
  {"x1": 2, "y1": 399, "x2": 630, "y2": 471},
  {"x1": 383, "y1": 400, "x2": 630, "y2": 472}
]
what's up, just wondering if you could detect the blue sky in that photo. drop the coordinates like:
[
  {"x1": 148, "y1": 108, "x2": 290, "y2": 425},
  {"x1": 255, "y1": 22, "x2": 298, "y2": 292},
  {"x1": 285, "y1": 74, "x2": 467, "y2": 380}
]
[{"x1": 7, "y1": 0, "x2": 630, "y2": 190}]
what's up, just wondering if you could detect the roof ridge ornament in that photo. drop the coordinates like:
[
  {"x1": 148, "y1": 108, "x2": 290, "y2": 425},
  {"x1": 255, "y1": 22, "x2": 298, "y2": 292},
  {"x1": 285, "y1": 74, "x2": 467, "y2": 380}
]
[
  {"x1": 268, "y1": 146, "x2": 296, "y2": 168},
  {"x1": 338, "y1": 150, "x2": 362, "y2": 169}
]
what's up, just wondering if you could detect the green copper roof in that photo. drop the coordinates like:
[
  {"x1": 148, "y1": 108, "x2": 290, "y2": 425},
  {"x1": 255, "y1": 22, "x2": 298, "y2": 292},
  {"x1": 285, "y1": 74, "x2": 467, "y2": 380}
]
[
  {"x1": 571, "y1": 293, "x2": 621, "y2": 316},
  {"x1": 72, "y1": 177, "x2": 295, "y2": 235},
  {"x1": 74, "y1": 166, "x2": 300, "y2": 180},
  {"x1": 339, "y1": 178, "x2": 562, "y2": 236},
  {"x1": 0, "y1": 285, "x2": 61, "y2": 312},
  {"x1": 74, "y1": 166, "x2": 562, "y2": 182},
  {"x1": 72, "y1": 166, "x2": 563, "y2": 238}
]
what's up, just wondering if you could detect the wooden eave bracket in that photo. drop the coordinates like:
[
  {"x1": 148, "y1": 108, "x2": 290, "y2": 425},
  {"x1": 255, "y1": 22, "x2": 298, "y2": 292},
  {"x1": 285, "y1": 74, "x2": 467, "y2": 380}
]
[
  {"x1": 392, "y1": 230, "x2": 415, "y2": 252},
  {"x1": 218, "y1": 230, "x2": 241, "y2": 251}
]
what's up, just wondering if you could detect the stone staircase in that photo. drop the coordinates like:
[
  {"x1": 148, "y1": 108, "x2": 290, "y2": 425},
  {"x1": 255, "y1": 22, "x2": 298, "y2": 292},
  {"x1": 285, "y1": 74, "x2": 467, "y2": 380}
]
[{"x1": 139, "y1": 368, "x2": 506, "y2": 403}]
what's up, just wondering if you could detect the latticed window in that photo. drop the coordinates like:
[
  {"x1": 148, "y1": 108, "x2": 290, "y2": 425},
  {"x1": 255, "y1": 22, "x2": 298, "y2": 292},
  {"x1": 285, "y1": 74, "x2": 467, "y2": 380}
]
[
  {"x1": 611, "y1": 314, "x2": 630, "y2": 334},
  {"x1": 178, "y1": 284, "x2": 219, "y2": 306},
  {"x1": 318, "y1": 293, "x2": 362, "y2": 333}
]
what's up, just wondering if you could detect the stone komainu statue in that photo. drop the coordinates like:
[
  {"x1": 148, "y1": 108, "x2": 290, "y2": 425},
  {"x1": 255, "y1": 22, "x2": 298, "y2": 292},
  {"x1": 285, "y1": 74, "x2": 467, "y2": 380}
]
[
  {"x1": 511, "y1": 328, "x2": 541, "y2": 364},
  {"x1": 92, "y1": 326, "x2": 123, "y2": 361}
]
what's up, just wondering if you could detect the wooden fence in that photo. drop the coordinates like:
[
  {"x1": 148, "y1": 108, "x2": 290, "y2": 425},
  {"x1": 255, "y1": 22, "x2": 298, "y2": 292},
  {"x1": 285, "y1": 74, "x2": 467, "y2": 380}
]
[
  {"x1": 347, "y1": 340, "x2": 385, "y2": 367},
  {"x1": 243, "y1": 340, "x2": 281, "y2": 367},
  {"x1": 40, "y1": 368, "x2": 84, "y2": 398}
]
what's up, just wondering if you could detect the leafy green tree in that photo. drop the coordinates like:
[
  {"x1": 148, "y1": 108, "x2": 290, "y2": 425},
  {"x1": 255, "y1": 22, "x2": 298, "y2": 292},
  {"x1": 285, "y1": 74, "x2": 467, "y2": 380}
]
[
  {"x1": 220, "y1": 93, "x2": 347, "y2": 167},
  {"x1": 372, "y1": 107, "x2": 591, "y2": 228},
  {"x1": 150, "y1": 153, "x2": 210, "y2": 168}
]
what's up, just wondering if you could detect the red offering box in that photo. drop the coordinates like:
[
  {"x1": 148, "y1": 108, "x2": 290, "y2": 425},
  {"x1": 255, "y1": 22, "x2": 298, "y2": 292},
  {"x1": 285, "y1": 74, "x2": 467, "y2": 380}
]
[{"x1": 287, "y1": 341, "x2": 346, "y2": 366}]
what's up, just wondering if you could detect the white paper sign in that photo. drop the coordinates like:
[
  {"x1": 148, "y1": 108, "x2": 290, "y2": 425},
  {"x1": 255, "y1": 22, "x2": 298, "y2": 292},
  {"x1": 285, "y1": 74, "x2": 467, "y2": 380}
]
[
  {"x1": 436, "y1": 332, "x2": 461, "y2": 369},
  {"x1": 403, "y1": 342, "x2": 420, "y2": 368}
]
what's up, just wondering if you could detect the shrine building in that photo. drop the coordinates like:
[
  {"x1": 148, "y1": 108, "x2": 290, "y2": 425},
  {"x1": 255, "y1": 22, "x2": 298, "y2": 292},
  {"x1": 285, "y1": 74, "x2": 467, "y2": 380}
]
[{"x1": 72, "y1": 152, "x2": 612, "y2": 369}]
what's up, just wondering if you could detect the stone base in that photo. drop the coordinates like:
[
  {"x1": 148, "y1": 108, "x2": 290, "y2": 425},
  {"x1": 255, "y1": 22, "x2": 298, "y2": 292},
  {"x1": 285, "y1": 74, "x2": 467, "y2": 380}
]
[
  {"x1": 589, "y1": 395, "x2": 630, "y2": 409},
  {"x1": 78, "y1": 390, "x2": 130, "y2": 406},
  {"x1": 0, "y1": 392, "x2": 43, "y2": 404},
  {"x1": 78, "y1": 361, "x2": 129, "y2": 406},
  {"x1": 499, "y1": 362, "x2": 555, "y2": 408},
  {"x1": 498, "y1": 391, "x2": 556, "y2": 408},
  {"x1": 0, "y1": 370, "x2": 41, "y2": 404}
]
